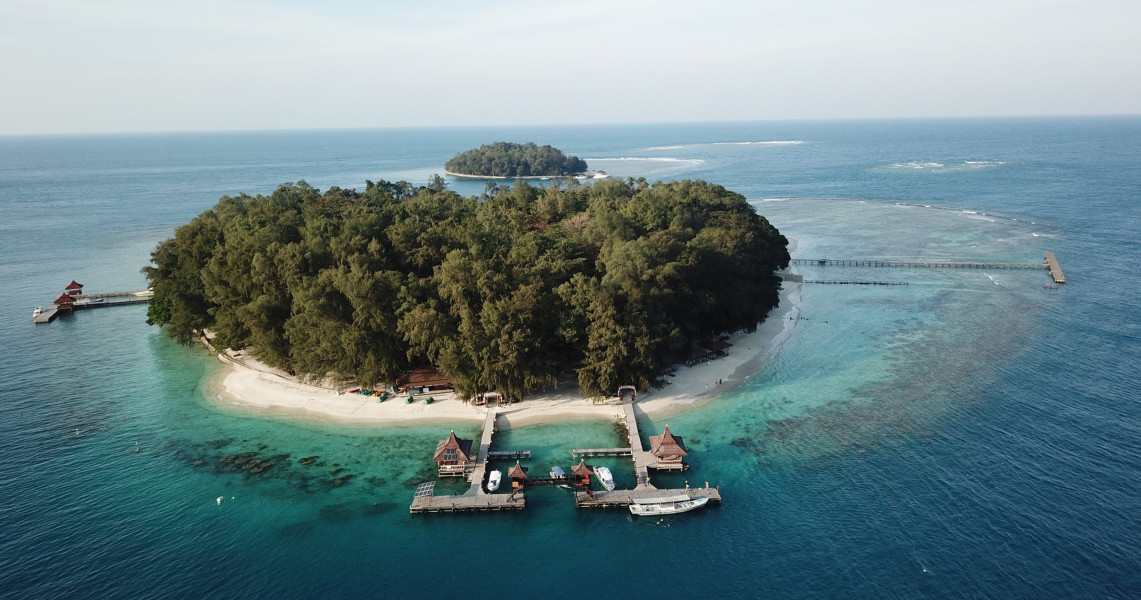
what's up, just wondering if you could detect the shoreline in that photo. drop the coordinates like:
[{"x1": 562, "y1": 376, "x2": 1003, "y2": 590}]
[
  {"x1": 205, "y1": 272, "x2": 801, "y2": 430},
  {"x1": 444, "y1": 170, "x2": 605, "y2": 181}
]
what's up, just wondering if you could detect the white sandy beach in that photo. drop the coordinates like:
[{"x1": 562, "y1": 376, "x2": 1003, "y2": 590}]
[{"x1": 206, "y1": 277, "x2": 801, "y2": 429}]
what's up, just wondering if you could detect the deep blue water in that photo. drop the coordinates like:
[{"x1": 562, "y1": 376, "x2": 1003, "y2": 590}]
[{"x1": 1, "y1": 118, "x2": 1139, "y2": 599}]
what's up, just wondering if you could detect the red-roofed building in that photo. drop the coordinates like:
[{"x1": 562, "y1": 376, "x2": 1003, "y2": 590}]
[
  {"x1": 571, "y1": 459, "x2": 594, "y2": 488},
  {"x1": 64, "y1": 280, "x2": 84, "y2": 296},
  {"x1": 649, "y1": 425, "x2": 688, "y2": 470},
  {"x1": 507, "y1": 460, "x2": 528, "y2": 491},
  {"x1": 53, "y1": 293, "x2": 76, "y2": 309},
  {"x1": 432, "y1": 430, "x2": 473, "y2": 478},
  {"x1": 396, "y1": 366, "x2": 454, "y2": 394}
]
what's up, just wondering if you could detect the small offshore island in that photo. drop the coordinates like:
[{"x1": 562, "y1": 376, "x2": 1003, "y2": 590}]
[
  {"x1": 444, "y1": 141, "x2": 604, "y2": 179},
  {"x1": 145, "y1": 174, "x2": 792, "y2": 426}
]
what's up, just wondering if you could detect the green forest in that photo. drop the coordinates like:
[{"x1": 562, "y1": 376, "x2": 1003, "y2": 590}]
[
  {"x1": 144, "y1": 177, "x2": 790, "y2": 400},
  {"x1": 445, "y1": 142, "x2": 588, "y2": 177}
]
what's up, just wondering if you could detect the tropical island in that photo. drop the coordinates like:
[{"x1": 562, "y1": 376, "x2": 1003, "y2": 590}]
[
  {"x1": 445, "y1": 142, "x2": 589, "y2": 178},
  {"x1": 145, "y1": 176, "x2": 790, "y2": 417}
]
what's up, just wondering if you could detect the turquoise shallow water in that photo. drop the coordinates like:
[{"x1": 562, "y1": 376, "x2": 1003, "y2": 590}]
[{"x1": 1, "y1": 119, "x2": 1138, "y2": 598}]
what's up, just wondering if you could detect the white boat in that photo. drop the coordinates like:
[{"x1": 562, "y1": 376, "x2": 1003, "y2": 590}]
[
  {"x1": 33, "y1": 306, "x2": 42, "y2": 318},
  {"x1": 628, "y1": 494, "x2": 709, "y2": 516},
  {"x1": 486, "y1": 469, "x2": 502, "y2": 492},
  {"x1": 595, "y1": 466, "x2": 615, "y2": 490}
]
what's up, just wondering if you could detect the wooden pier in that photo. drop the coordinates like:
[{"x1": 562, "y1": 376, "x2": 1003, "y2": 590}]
[
  {"x1": 35, "y1": 287, "x2": 153, "y2": 324},
  {"x1": 408, "y1": 490, "x2": 526, "y2": 514},
  {"x1": 803, "y1": 280, "x2": 909, "y2": 286},
  {"x1": 575, "y1": 486, "x2": 722, "y2": 509},
  {"x1": 571, "y1": 448, "x2": 632, "y2": 458},
  {"x1": 793, "y1": 253, "x2": 1066, "y2": 285},
  {"x1": 410, "y1": 399, "x2": 722, "y2": 515},
  {"x1": 410, "y1": 408, "x2": 530, "y2": 514},
  {"x1": 487, "y1": 450, "x2": 532, "y2": 460},
  {"x1": 792, "y1": 258, "x2": 1044, "y2": 269},
  {"x1": 33, "y1": 308, "x2": 60, "y2": 324},
  {"x1": 1045, "y1": 253, "x2": 1066, "y2": 284}
]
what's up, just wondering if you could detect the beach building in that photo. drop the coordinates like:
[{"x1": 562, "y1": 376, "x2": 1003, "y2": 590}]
[
  {"x1": 432, "y1": 430, "x2": 473, "y2": 478},
  {"x1": 396, "y1": 366, "x2": 453, "y2": 394},
  {"x1": 649, "y1": 425, "x2": 688, "y2": 470}
]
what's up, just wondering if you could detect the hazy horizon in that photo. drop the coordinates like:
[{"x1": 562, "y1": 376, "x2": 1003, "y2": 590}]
[{"x1": 3, "y1": 0, "x2": 1139, "y2": 136}]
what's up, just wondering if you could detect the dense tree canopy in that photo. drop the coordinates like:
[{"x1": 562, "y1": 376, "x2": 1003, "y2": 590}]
[
  {"x1": 445, "y1": 142, "x2": 588, "y2": 177},
  {"x1": 145, "y1": 177, "x2": 789, "y2": 399}
]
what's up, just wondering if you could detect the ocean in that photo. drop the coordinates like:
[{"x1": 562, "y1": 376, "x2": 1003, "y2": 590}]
[{"x1": 1, "y1": 118, "x2": 1138, "y2": 599}]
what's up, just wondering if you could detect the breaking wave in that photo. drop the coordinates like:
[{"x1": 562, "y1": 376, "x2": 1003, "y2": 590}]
[{"x1": 875, "y1": 160, "x2": 1006, "y2": 173}]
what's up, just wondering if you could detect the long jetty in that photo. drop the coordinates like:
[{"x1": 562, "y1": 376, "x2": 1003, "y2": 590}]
[
  {"x1": 34, "y1": 289, "x2": 153, "y2": 324},
  {"x1": 792, "y1": 252, "x2": 1065, "y2": 284},
  {"x1": 791, "y1": 258, "x2": 1044, "y2": 269}
]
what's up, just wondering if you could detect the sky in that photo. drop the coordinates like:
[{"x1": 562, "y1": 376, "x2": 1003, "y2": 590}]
[{"x1": 1, "y1": 0, "x2": 1139, "y2": 135}]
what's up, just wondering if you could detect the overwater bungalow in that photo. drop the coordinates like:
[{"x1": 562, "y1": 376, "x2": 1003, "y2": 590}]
[
  {"x1": 52, "y1": 293, "x2": 75, "y2": 310},
  {"x1": 507, "y1": 460, "x2": 528, "y2": 491},
  {"x1": 649, "y1": 425, "x2": 688, "y2": 470},
  {"x1": 572, "y1": 459, "x2": 593, "y2": 488},
  {"x1": 432, "y1": 430, "x2": 473, "y2": 478}
]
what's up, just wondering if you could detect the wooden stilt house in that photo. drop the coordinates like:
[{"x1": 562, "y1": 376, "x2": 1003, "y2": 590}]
[
  {"x1": 432, "y1": 430, "x2": 473, "y2": 478},
  {"x1": 572, "y1": 459, "x2": 593, "y2": 488},
  {"x1": 649, "y1": 425, "x2": 688, "y2": 470},
  {"x1": 507, "y1": 460, "x2": 528, "y2": 491}
]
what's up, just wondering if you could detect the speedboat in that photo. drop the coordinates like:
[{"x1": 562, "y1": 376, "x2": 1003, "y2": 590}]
[
  {"x1": 486, "y1": 469, "x2": 502, "y2": 492},
  {"x1": 33, "y1": 306, "x2": 42, "y2": 318},
  {"x1": 595, "y1": 466, "x2": 615, "y2": 490},
  {"x1": 628, "y1": 495, "x2": 709, "y2": 516},
  {"x1": 550, "y1": 465, "x2": 571, "y2": 489}
]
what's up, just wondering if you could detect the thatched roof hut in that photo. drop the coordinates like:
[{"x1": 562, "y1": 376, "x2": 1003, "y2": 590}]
[
  {"x1": 432, "y1": 430, "x2": 472, "y2": 464},
  {"x1": 649, "y1": 425, "x2": 688, "y2": 458},
  {"x1": 507, "y1": 460, "x2": 529, "y2": 480}
]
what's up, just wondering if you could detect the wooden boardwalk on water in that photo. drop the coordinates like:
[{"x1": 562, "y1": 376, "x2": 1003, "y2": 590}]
[
  {"x1": 410, "y1": 399, "x2": 722, "y2": 514},
  {"x1": 792, "y1": 253, "x2": 1065, "y2": 285},
  {"x1": 34, "y1": 290, "x2": 153, "y2": 324},
  {"x1": 409, "y1": 408, "x2": 527, "y2": 514}
]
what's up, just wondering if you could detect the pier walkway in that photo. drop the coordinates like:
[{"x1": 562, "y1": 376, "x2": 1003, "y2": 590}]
[
  {"x1": 793, "y1": 253, "x2": 1065, "y2": 285},
  {"x1": 574, "y1": 485, "x2": 721, "y2": 509},
  {"x1": 410, "y1": 408, "x2": 527, "y2": 514},
  {"x1": 34, "y1": 289, "x2": 153, "y2": 324},
  {"x1": 792, "y1": 258, "x2": 1044, "y2": 269},
  {"x1": 1045, "y1": 253, "x2": 1066, "y2": 283},
  {"x1": 410, "y1": 399, "x2": 722, "y2": 514}
]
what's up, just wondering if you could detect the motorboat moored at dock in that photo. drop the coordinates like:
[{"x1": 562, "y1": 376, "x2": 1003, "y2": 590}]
[
  {"x1": 486, "y1": 469, "x2": 502, "y2": 492},
  {"x1": 594, "y1": 466, "x2": 615, "y2": 490},
  {"x1": 628, "y1": 494, "x2": 709, "y2": 516}
]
